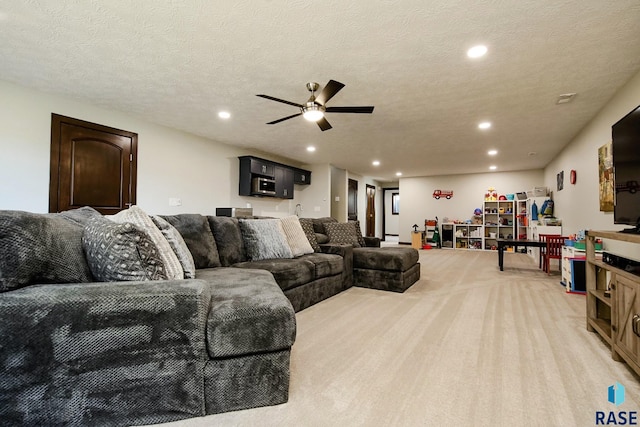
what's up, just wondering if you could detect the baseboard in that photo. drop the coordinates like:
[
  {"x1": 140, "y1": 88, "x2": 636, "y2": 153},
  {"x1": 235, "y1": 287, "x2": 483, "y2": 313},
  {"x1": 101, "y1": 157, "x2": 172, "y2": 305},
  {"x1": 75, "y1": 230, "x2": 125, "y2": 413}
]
[
  {"x1": 399, "y1": 241, "x2": 411, "y2": 245},
  {"x1": 385, "y1": 234, "x2": 399, "y2": 236}
]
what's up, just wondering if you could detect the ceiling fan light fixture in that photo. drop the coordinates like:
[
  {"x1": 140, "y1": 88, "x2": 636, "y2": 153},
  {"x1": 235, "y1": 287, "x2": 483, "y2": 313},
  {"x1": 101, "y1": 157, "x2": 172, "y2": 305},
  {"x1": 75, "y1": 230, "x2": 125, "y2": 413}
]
[{"x1": 302, "y1": 103, "x2": 325, "y2": 122}]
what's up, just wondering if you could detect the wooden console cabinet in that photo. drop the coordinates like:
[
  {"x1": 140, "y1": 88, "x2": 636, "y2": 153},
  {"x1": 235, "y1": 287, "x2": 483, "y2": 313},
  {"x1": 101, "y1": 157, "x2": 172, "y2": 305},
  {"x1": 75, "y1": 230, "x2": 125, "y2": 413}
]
[{"x1": 586, "y1": 230, "x2": 640, "y2": 375}]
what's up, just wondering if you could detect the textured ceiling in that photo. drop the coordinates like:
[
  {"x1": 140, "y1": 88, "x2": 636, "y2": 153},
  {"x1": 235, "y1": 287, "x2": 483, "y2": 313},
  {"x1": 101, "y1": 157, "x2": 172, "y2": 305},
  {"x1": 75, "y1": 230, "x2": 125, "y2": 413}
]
[{"x1": 1, "y1": 1, "x2": 640, "y2": 180}]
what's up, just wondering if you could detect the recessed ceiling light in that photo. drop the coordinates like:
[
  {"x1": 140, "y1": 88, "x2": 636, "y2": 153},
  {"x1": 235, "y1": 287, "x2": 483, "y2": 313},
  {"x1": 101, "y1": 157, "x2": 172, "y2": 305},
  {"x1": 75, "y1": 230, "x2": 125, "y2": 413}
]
[
  {"x1": 467, "y1": 45, "x2": 488, "y2": 58},
  {"x1": 396, "y1": 172, "x2": 402, "y2": 177},
  {"x1": 372, "y1": 160, "x2": 380, "y2": 166},
  {"x1": 556, "y1": 93, "x2": 577, "y2": 104},
  {"x1": 218, "y1": 111, "x2": 231, "y2": 119},
  {"x1": 488, "y1": 149, "x2": 498, "y2": 156},
  {"x1": 478, "y1": 121, "x2": 491, "y2": 130},
  {"x1": 489, "y1": 165, "x2": 497, "y2": 170},
  {"x1": 307, "y1": 146, "x2": 316, "y2": 152}
]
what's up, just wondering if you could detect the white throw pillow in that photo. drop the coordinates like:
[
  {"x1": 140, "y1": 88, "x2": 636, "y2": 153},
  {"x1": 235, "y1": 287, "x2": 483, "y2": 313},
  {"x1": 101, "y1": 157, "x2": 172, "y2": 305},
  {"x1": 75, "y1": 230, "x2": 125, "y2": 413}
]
[
  {"x1": 280, "y1": 215, "x2": 315, "y2": 257},
  {"x1": 110, "y1": 206, "x2": 184, "y2": 280}
]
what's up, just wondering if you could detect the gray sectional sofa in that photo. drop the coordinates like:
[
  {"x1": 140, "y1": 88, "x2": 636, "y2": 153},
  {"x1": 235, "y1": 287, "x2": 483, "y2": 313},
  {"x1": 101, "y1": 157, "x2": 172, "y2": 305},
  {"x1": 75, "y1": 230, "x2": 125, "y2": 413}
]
[{"x1": 0, "y1": 208, "x2": 418, "y2": 426}]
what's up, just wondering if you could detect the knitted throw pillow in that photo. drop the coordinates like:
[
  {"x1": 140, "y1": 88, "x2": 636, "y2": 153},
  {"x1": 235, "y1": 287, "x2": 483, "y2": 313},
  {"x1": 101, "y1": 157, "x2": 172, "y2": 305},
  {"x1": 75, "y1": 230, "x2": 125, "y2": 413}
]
[
  {"x1": 110, "y1": 206, "x2": 183, "y2": 280},
  {"x1": 280, "y1": 216, "x2": 315, "y2": 257},
  {"x1": 82, "y1": 216, "x2": 168, "y2": 281}
]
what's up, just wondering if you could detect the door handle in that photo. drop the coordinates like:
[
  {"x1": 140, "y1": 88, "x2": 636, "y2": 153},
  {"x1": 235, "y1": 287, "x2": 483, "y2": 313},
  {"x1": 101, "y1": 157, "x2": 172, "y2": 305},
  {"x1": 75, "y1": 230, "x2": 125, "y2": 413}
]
[{"x1": 633, "y1": 314, "x2": 640, "y2": 337}]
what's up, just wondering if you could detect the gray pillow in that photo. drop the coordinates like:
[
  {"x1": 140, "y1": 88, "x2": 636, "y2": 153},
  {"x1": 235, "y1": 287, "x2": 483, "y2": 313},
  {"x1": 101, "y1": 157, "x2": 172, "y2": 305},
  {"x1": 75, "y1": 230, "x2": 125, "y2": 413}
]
[
  {"x1": 207, "y1": 216, "x2": 247, "y2": 266},
  {"x1": 324, "y1": 222, "x2": 362, "y2": 247},
  {"x1": 298, "y1": 218, "x2": 321, "y2": 252},
  {"x1": 82, "y1": 216, "x2": 168, "y2": 282},
  {"x1": 315, "y1": 233, "x2": 330, "y2": 244},
  {"x1": 0, "y1": 210, "x2": 95, "y2": 292},
  {"x1": 152, "y1": 216, "x2": 197, "y2": 279},
  {"x1": 161, "y1": 214, "x2": 221, "y2": 269},
  {"x1": 239, "y1": 219, "x2": 293, "y2": 261}
]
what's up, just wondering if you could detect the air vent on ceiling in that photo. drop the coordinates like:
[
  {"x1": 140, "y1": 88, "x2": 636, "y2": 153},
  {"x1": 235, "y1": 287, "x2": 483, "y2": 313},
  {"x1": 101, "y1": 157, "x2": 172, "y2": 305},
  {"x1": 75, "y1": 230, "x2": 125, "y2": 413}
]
[{"x1": 556, "y1": 93, "x2": 577, "y2": 104}]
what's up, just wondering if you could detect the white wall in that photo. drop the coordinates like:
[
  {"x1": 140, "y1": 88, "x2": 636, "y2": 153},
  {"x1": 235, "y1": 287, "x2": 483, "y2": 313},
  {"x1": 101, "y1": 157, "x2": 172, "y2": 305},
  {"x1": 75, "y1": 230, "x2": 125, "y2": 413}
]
[
  {"x1": 330, "y1": 165, "x2": 347, "y2": 221},
  {"x1": 0, "y1": 80, "x2": 323, "y2": 216},
  {"x1": 543, "y1": 69, "x2": 640, "y2": 260},
  {"x1": 544, "y1": 69, "x2": 640, "y2": 235},
  {"x1": 296, "y1": 163, "x2": 331, "y2": 218},
  {"x1": 398, "y1": 170, "x2": 544, "y2": 243},
  {"x1": 384, "y1": 189, "x2": 400, "y2": 235}
]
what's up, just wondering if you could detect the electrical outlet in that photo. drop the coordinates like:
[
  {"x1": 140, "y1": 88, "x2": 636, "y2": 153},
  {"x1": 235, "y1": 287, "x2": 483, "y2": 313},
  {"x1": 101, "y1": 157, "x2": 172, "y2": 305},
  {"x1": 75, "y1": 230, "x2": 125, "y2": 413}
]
[{"x1": 169, "y1": 198, "x2": 182, "y2": 206}]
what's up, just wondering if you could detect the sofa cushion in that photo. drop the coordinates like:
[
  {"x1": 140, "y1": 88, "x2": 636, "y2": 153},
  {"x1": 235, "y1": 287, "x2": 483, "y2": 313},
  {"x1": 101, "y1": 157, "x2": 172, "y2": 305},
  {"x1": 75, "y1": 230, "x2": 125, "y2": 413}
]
[
  {"x1": 315, "y1": 233, "x2": 329, "y2": 244},
  {"x1": 353, "y1": 247, "x2": 419, "y2": 272},
  {"x1": 239, "y1": 219, "x2": 293, "y2": 261},
  {"x1": 195, "y1": 268, "x2": 296, "y2": 358},
  {"x1": 297, "y1": 253, "x2": 343, "y2": 279},
  {"x1": 279, "y1": 216, "x2": 314, "y2": 257},
  {"x1": 152, "y1": 215, "x2": 197, "y2": 279},
  {"x1": 0, "y1": 209, "x2": 98, "y2": 292},
  {"x1": 111, "y1": 206, "x2": 183, "y2": 280},
  {"x1": 161, "y1": 214, "x2": 221, "y2": 269},
  {"x1": 233, "y1": 258, "x2": 315, "y2": 291},
  {"x1": 207, "y1": 216, "x2": 247, "y2": 266},
  {"x1": 324, "y1": 222, "x2": 362, "y2": 247},
  {"x1": 82, "y1": 216, "x2": 168, "y2": 281},
  {"x1": 311, "y1": 217, "x2": 337, "y2": 234}
]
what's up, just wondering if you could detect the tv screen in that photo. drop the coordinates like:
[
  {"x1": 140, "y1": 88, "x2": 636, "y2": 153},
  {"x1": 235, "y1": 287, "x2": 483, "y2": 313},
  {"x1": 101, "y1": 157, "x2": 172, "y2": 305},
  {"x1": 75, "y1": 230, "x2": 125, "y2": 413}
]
[{"x1": 612, "y1": 104, "x2": 640, "y2": 231}]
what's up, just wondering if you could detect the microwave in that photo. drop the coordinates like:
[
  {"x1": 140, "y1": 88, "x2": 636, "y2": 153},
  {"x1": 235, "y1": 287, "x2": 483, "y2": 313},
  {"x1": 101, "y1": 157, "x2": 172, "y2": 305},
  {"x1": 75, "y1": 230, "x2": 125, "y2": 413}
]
[{"x1": 251, "y1": 176, "x2": 276, "y2": 195}]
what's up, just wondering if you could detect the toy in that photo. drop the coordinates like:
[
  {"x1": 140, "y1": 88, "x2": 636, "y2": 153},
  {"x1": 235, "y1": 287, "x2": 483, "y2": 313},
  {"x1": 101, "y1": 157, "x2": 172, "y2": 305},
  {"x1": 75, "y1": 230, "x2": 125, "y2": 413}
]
[{"x1": 484, "y1": 187, "x2": 497, "y2": 201}]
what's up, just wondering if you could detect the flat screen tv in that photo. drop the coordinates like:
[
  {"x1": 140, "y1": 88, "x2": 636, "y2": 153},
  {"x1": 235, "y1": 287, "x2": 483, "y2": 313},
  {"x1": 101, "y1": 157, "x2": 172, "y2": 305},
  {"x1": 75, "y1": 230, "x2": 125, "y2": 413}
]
[{"x1": 612, "y1": 104, "x2": 640, "y2": 233}]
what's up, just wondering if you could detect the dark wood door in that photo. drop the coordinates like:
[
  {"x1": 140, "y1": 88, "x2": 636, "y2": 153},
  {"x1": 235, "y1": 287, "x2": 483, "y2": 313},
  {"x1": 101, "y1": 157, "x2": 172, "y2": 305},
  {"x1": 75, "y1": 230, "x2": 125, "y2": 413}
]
[
  {"x1": 348, "y1": 179, "x2": 358, "y2": 221},
  {"x1": 49, "y1": 114, "x2": 137, "y2": 214},
  {"x1": 366, "y1": 184, "x2": 376, "y2": 237}
]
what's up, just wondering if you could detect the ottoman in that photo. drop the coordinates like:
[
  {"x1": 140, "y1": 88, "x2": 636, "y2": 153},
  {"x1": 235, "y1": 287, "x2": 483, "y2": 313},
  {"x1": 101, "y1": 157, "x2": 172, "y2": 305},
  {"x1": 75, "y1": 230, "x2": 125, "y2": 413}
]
[{"x1": 352, "y1": 247, "x2": 421, "y2": 292}]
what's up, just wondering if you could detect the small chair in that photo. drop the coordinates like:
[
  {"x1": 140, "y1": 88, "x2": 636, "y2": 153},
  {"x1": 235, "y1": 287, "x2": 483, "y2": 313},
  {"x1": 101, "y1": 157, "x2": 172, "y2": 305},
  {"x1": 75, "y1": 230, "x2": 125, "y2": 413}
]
[
  {"x1": 538, "y1": 234, "x2": 561, "y2": 271},
  {"x1": 543, "y1": 236, "x2": 567, "y2": 275}
]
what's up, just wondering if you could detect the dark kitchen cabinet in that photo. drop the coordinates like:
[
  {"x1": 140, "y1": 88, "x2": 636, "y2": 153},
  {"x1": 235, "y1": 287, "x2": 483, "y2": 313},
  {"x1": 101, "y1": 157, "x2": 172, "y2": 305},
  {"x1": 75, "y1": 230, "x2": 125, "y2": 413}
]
[
  {"x1": 238, "y1": 156, "x2": 310, "y2": 199},
  {"x1": 275, "y1": 166, "x2": 294, "y2": 199}
]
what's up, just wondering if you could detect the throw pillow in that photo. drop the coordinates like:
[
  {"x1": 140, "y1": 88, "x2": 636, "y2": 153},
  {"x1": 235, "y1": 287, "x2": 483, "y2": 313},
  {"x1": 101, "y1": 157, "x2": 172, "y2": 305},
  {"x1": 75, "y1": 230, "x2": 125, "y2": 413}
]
[
  {"x1": 324, "y1": 222, "x2": 362, "y2": 247},
  {"x1": 349, "y1": 220, "x2": 367, "y2": 247},
  {"x1": 82, "y1": 216, "x2": 168, "y2": 281},
  {"x1": 161, "y1": 214, "x2": 222, "y2": 269},
  {"x1": 207, "y1": 216, "x2": 247, "y2": 266},
  {"x1": 239, "y1": 219, "x2": 293, "y2": 261},
  {"x1": 298, "y1": 218, "x2": 321, "y2": 252},
  {"x1": 0, "y1": 210, "x2": 94, "y2": 292},
  {"x1": 111, "y1": 206, "x2": 183, "y2": 280},
  {"x1": 152, "y1": 216, "x2": 197, "y2": 279},
  {"x1": 280, "y1": 216, "x2": 315, "y2": 257}
]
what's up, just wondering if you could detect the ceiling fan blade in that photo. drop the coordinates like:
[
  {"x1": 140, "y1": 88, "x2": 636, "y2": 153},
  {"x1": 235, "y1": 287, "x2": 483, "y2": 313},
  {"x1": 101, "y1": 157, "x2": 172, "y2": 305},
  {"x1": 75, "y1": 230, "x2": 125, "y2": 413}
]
[
  {"x1": 317, "y1": 117, "x2": 332, "y2": 131},
  {"x1": 266, "y1": 113, "x2": 302, "y2": 125},
  {"x1": 315, "y1": 80, "x2": 345, "y2": 106},
  {"x1": 326, "y1": 106, "x2": 375, "y2": 114},
  {"x1": 256, "y1": 94, "x2": 303, "y2": 108}
]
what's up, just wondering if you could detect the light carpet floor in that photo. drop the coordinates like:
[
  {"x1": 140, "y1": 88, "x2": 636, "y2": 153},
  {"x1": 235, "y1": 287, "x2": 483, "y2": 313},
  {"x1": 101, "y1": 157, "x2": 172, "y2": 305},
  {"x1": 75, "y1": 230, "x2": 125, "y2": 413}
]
[{"x1": 157, "y1": 249, "x2": 640, "y2": 427}]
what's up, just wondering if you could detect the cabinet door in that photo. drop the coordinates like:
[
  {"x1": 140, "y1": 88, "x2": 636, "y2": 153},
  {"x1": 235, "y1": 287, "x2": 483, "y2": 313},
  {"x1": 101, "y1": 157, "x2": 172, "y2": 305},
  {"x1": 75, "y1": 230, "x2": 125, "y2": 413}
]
[
  {"x1": 614, "y1": 274, "x2": 640, "y2": 363},
  {"x1": 250, "y1": 159, "x2": 275, "y2": 177},
  {"x1": 275, "y1": 166, "x2": 294, "y2": 199},
  {"x1": 293, "y1": 169, "x2": 311, "y2": 185}
]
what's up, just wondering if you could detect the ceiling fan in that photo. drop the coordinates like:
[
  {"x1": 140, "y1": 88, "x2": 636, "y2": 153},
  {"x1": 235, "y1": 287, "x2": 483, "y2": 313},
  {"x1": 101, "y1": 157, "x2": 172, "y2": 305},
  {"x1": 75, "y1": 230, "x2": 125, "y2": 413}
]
[{"x1": 257, "y1": 80, "x2": 374, "y2": 131}]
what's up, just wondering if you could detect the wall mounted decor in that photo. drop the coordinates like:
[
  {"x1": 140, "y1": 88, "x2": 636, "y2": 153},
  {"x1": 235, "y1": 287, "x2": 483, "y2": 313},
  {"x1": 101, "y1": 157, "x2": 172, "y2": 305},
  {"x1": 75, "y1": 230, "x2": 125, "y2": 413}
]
[
  {"x1": 557, "y1": 170, "x2": 564, "y2": 191},
  {"x1": 598, "y1": 141, "x2": 614, "y2": 212}
]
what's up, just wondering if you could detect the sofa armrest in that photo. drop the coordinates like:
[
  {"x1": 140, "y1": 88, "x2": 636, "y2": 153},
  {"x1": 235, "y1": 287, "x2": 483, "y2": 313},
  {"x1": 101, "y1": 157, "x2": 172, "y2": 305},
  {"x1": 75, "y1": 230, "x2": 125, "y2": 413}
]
[
  {"x1": 0, "y1": 279, "x2": 212, "y2": 423},
  {"x1": 364, "y1": 236, "x2": 381, "y2": 247}
]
